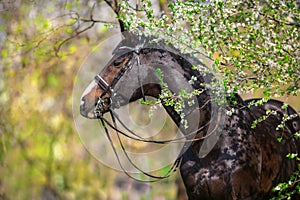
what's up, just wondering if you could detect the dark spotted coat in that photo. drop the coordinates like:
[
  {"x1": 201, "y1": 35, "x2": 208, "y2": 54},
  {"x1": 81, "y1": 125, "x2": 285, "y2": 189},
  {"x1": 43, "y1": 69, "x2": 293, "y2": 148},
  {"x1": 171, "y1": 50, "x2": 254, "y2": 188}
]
[{"x1": 181, "y1": 97, "x2": 299, "y2": 199}]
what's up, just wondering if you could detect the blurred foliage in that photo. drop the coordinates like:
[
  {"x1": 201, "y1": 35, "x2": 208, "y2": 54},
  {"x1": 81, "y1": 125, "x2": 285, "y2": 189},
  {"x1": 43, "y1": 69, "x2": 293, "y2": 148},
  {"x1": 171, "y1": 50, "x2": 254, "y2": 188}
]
[
  {"x1": 0, "y1": 0, "x2": 178, "y2": 199},
  {"x1": 0, "y1": 0, "x2": 299, "y2": 200}
]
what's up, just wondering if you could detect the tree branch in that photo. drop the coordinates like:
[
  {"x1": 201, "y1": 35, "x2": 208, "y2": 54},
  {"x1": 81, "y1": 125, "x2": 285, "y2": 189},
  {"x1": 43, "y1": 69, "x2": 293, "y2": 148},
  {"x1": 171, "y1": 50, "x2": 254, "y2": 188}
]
[
  {"x1": 258, "y1": 11, "x2": 300, "y2": 28},
  {"x1": 104, "y1": 0, "x2": 125, "y2": 31},
  {"x1": 54, "y1": 4, "x2": 119, "y2": 56},
  {"x1": 55, "y1": 0, "x2": 126, "y2": 52},
  {"x1": 54, "y1": 22, "x2": 96, "y2": 56}
]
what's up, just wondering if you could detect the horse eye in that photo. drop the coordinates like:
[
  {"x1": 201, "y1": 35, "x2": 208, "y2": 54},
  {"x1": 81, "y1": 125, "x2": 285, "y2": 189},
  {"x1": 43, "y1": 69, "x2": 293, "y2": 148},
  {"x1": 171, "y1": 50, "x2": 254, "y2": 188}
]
[
  {"x1": 113, "y1": 57, "x2": 124, "y2": 67},
  {"x1": 292, "y1": 121, "x2": 298, "y2": 129}
]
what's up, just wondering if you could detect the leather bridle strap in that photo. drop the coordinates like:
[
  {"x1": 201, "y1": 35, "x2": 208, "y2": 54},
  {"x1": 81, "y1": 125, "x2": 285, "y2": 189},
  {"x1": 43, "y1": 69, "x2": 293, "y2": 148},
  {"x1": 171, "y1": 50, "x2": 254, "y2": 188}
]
[{"x1": 94, "y1": 74, "x2": 113, "y2": 96}]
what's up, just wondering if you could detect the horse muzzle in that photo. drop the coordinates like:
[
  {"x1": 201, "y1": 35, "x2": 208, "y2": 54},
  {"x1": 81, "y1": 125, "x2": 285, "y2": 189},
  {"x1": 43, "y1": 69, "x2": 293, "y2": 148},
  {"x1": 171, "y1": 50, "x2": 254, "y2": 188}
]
[{"x1": 80, "y1": 97, "x2": 111, "y2": 119}]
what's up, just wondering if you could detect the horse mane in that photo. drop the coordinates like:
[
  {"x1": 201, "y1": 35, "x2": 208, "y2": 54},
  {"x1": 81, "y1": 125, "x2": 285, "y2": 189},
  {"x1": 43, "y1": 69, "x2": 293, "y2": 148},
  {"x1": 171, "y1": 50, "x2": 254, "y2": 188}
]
[{"x1": 112, "y1": 32, "x2": 215, "y2": 89}]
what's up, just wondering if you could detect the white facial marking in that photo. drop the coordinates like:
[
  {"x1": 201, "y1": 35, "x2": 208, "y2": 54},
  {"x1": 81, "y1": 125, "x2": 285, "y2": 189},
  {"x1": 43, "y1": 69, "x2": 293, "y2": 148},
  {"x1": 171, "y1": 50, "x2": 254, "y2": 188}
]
[{"x1": 81, "y1": 80, "x2": 98, "y2": 103}]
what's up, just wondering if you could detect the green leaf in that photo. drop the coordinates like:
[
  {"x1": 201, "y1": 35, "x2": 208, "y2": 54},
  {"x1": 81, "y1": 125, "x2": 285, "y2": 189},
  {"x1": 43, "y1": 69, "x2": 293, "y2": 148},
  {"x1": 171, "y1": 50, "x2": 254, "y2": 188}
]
[
  {"x1": 1, "y1": 49, "x2": 8, "y2": 58},
  {"x1": 286, "y1": 153, "x2": 298, "y2": 159},
  {"x1": 282, "y1": 103, "x2": 288, "y2": 109},
  {"x1": 140, "y1": 99, "x2": 152, "y2": 105},
  {"x1": 65, "y1": 2, "x2": 73, "y2": 9},
  {"x1": 168, "y1": 3, "x2": 174, "y2": 11},
  {"x1": 68, "y1": 45, "x2": 76, "y2": 53}
]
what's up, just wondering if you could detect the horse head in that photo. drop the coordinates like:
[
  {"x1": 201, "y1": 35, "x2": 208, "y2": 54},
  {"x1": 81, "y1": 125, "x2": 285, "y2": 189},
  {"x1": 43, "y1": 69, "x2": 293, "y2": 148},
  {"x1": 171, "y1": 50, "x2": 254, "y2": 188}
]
[
  {"x1": 80, "y1": 33, "x2": 147, "y2": 118},
  {"x1": 80, "y1": 33, "x2": 210, "y2": 126}
]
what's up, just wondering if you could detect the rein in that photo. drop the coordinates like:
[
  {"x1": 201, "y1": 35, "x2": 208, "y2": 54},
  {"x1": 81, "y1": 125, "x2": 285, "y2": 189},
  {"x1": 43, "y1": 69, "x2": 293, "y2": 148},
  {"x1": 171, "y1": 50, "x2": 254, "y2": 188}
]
[
  {"x1": 101, "y1": 107, "x2": 222, "y2": 144},
  {"x1": 98, "y1": 111, "x2": 181, "y2": 182},
  {"x1": 97, "y1": 106, "x2": 222, "y2": 181}
]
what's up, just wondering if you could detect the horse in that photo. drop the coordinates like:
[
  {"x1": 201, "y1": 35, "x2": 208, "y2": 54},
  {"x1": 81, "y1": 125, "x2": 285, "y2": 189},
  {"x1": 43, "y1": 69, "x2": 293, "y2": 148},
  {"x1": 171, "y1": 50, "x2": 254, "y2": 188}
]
[{"x1": 80, "y1": 32, "x2": 300, "y2": 199}]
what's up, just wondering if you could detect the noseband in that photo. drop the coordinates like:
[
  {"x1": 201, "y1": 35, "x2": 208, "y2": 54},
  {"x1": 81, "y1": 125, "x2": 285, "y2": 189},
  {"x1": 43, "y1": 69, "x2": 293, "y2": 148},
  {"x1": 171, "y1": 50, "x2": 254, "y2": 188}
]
[{"x1": 94, "y1": 74, "x2": 113, "y2": 95}]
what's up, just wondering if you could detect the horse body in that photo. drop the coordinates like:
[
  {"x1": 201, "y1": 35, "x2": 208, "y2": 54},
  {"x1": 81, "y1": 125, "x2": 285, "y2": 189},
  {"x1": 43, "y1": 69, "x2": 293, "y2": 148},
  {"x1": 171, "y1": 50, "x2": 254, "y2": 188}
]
[
  {"x1": 181, "y1": 97, "x2": 299, "y2": 199},
  {"x1": 80, "y1": 33, "x2": 299, "y2": 199}
]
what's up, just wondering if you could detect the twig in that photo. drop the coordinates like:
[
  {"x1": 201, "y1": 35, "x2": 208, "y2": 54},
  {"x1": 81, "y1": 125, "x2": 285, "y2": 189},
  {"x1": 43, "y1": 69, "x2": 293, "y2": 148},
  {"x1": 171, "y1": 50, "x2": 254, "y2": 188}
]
[
  {"x1": 104, "y1": 0, "x2": 125, "y2": 31},
  {"x1": 54, "y1": 22, "x2": 96, "y2": 56},
  {"x1": 54, "y1": 3, "x2": 117, "y2": 56}
]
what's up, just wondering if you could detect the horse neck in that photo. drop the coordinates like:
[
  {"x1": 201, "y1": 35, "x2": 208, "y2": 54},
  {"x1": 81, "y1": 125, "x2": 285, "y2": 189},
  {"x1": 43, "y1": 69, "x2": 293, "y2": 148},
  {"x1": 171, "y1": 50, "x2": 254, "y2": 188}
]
[
  {"x1": 139, "y1": 49, "x2": 214, "y2": 152},
  {"x1": 162, "y1": 87, "x2": 212, "y2": 136}
]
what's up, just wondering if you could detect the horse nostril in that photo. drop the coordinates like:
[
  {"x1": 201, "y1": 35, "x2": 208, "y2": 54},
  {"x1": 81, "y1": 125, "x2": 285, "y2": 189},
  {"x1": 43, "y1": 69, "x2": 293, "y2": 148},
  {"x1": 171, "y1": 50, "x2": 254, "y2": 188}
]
[
  {"x1": 80, "y1": 104, "x2": 86, "y2": 115},
  {"x1": 80, "y1": 98, "x2": 85, "y2": 106},
  {"x1": 80, "y1": 98, "x2": 88, "y2": 116}
]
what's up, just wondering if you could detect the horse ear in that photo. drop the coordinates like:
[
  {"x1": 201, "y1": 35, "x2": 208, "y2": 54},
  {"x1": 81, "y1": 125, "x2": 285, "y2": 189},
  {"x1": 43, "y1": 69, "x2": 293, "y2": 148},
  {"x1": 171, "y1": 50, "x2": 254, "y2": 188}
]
[
  {"x1": 121, "y1": 31, "x2": 136, "y2": 39},
  {"x1": 121, "y1": 31, "x2": 129, "y2": 39}
]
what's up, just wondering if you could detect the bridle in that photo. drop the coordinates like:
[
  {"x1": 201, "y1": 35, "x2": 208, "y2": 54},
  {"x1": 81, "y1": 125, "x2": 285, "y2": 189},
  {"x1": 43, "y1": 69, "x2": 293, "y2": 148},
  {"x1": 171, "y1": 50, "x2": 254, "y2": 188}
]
[
  {"x1": 93, "y1": 51, "x2": 136, "y2": 115},
  {"x1": 94, "y1": 34, "x2": 148, "y2": 98},
  {"x1": 93, "y1": 43, "x2": 148, "y2": 115},
  {"x1": 94, "y1": 53, "x2": 134, "y2": 97}
]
